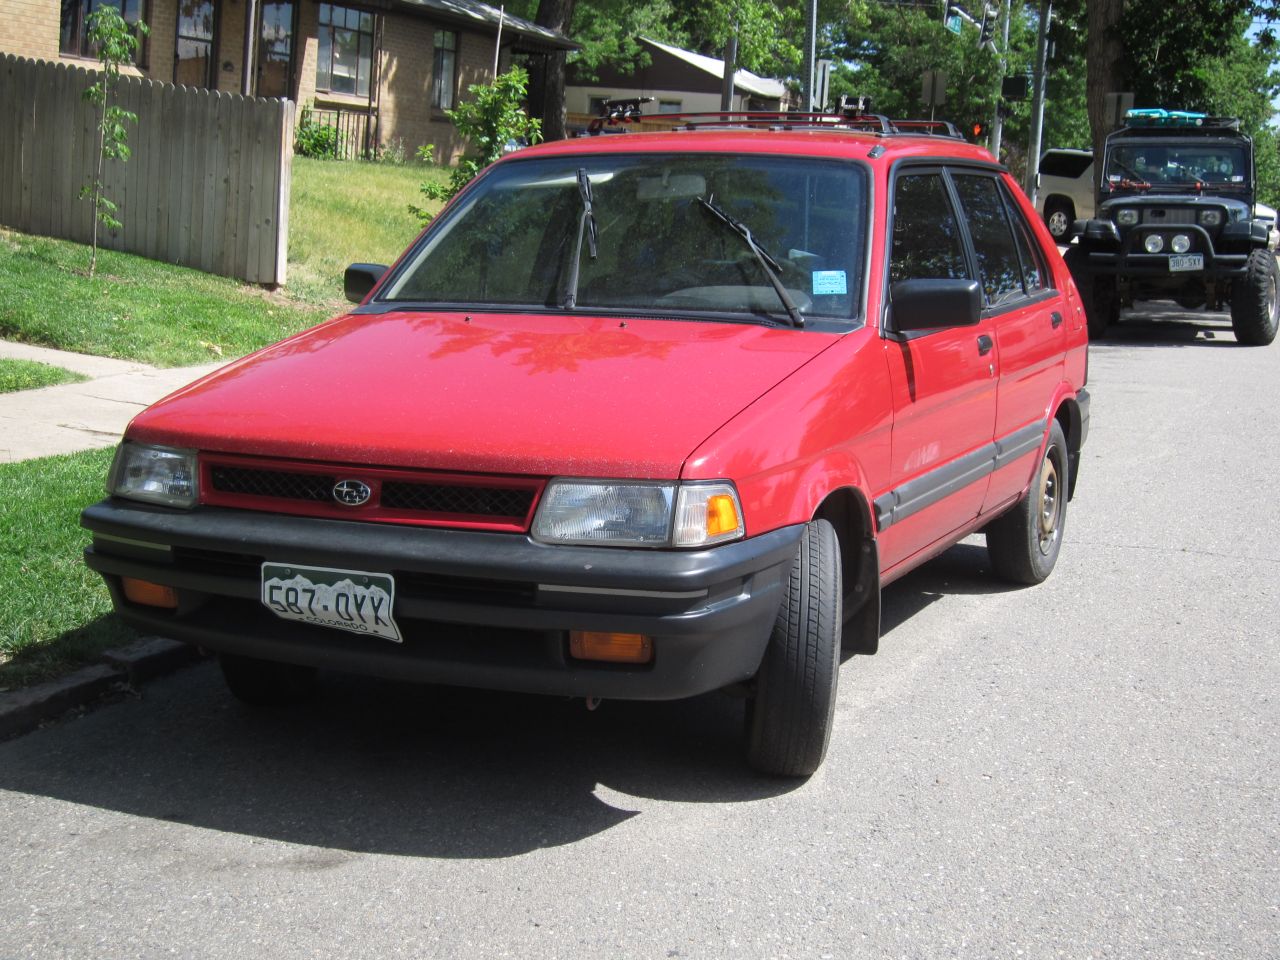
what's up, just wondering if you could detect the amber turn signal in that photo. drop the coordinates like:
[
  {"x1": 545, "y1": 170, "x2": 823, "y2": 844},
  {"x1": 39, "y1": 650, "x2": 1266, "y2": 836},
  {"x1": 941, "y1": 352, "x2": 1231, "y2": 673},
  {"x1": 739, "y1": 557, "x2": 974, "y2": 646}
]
[
  {"x1": 569, "y1": 631, "x2": 653, "y2": 664},
  {"x1": 705, "y1": 494, "x2": 740, "y2": 537},
  {"x1": 121, "y1": 577, "x2": 178, "y2": 609}
]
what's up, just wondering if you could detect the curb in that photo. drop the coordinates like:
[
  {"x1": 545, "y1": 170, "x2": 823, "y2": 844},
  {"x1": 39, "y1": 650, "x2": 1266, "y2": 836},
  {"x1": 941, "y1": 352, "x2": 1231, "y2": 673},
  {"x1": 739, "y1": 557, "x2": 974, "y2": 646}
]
[{"x1": 0, "y1": 638, "x2": 206, "y2": 741}]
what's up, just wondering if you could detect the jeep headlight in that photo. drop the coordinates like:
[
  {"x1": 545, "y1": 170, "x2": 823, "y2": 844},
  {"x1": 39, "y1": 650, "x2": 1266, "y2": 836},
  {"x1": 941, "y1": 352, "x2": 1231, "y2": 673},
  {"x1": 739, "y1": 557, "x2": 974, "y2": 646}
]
[
  {"x1": 532, "y1": 480, "x2": 743, "y2": 548},
  {"x1": 108, "y1": 442, "x2": 198, "y2": 508},
  {"x1": 1144, "y1": 234, "x2": 1165, "y2": 253},
  {"x1": 1171, "y1": 234, "x2": 1191, "y2": 254},
  {"x1": 1198, "y1": 209, "x2": 1222, "y2": 227},
  {"x1": 1117, "y1": 208, "x2": 1139, "y2": 227}
]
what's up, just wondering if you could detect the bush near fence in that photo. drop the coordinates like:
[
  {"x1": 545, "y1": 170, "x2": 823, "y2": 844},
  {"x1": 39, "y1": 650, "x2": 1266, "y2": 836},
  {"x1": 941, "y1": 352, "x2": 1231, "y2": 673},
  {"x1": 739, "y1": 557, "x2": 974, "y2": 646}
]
[{"x1": 0, "y1": 53, "x2": 293, "y2": 286}]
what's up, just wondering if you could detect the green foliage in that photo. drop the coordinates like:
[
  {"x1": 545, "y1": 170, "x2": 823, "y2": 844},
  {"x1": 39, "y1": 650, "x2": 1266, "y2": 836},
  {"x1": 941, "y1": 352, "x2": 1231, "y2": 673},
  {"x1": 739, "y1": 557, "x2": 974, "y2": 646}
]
[
  {"x1": 0, "y1": 358, "x2": 87, "y2": 393},
  {"x1": 295, "y1": 103, "x2": 343, "y2": 159},
  {"x1": 412, "y1": 67, "x2": 542, "y2": 226},
  {"x1": 79, "y1": 5, "x2": 147, "y2": 278}
]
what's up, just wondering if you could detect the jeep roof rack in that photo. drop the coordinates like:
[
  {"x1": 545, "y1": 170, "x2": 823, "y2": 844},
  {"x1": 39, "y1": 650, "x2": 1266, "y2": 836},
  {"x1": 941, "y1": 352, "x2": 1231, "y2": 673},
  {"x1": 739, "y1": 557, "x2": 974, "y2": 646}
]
[
  {"x1": 582, "y1": 104, "x2": 966, "y2": 140},
  {"x1": 1121, "y1": 108, "x2": 1241, "y2": 132}
]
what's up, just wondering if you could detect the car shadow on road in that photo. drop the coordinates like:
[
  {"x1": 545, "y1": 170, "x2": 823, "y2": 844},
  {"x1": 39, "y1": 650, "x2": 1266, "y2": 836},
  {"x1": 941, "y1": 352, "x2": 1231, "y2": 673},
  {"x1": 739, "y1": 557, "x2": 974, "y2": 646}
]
[
  {"x1": 0, "y1": 541, "x2": 1020, "y2": 860},
  {"x1": 1093, "y1": 307, "x2": 1240, "y2": 347}
]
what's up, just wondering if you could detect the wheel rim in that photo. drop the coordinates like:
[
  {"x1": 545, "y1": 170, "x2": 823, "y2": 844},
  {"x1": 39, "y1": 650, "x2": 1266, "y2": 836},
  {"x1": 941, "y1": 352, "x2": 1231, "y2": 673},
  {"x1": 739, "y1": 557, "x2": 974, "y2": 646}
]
[
  {"x1": 1267, "y1": 265, "x2": 1278, "y2": 322},
  {"x1": 1048, "y1": 211, "x2": 1069, "y2": 237},
  {"x1": 1036, "y1": 453, "x2": 1061, "y2": 555}
]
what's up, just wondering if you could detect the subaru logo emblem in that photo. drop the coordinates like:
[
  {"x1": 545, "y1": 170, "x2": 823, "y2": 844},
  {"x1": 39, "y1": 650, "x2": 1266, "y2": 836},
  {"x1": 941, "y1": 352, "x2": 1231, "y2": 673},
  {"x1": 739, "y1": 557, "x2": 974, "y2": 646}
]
[{"x1": 332, "y1": 479, "x2": 372, "y2": 507}]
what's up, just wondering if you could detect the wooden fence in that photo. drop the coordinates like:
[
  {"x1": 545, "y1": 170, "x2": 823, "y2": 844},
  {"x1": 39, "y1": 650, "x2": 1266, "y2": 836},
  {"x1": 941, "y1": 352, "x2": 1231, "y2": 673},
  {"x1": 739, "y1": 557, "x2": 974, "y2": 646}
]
[{"x1": 0, "y1": 54, "x2": 293, "y2": 286}]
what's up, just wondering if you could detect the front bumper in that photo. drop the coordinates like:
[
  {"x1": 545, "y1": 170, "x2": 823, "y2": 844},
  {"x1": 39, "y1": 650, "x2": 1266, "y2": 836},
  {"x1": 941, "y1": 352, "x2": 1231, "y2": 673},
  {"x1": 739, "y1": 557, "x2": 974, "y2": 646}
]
[{"x1": 81, "y1": 500, "x2": 803, "y2": 701}]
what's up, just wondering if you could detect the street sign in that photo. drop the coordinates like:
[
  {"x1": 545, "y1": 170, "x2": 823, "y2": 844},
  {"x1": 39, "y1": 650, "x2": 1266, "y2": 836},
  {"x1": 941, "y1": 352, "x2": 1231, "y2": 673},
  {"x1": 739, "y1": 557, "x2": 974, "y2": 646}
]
[{"x1": 921, "y1": 70, "x2": 948, "y2": 107}]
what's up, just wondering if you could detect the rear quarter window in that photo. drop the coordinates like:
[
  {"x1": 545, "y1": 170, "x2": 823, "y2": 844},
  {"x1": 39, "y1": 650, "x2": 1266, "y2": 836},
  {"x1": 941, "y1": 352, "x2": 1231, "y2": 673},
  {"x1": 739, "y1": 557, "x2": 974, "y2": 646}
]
[{"x1": 1040, "y1": 152, "x2": 1093, "y2": 179}]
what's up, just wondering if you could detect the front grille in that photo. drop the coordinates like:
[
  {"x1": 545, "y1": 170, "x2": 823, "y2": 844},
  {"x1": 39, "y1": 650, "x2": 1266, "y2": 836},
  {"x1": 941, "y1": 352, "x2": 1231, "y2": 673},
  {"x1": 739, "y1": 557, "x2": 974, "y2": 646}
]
[
  {"x1": 211, "y1": 466, "x2": 335, "y2": 502},
  {"x1": 1142, "y1": 208, "x2": 1197, "y2": 225},
  {"x1": 382, "y1": 481, "x2": 535, "y2": 518},
  {"x1": 201, "y1": 456, "x2": 543, "y2": 530}
]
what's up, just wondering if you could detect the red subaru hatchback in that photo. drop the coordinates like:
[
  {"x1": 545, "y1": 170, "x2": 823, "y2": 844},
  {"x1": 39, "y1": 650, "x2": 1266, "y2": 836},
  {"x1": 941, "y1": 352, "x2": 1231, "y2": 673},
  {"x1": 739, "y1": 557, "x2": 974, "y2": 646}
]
[{"x1": 83, "y1": 113, "x2": 1089, "y2": 776}]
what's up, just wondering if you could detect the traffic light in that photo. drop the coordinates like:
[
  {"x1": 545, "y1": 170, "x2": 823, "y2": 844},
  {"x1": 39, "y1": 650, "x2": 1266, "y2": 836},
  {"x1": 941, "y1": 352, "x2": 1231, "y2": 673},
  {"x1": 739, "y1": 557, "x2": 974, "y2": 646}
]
[
  {"x1": 971, "y1": 121, "x2": 987, "y2": 141},
  {"x1": 978, "y1": 5, "x2": 997, "y2": 49}
]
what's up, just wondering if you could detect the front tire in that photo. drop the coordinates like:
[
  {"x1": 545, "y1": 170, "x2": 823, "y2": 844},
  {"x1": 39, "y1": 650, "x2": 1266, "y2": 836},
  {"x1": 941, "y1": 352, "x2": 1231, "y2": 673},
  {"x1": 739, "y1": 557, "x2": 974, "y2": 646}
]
[
  {"x1": 745, "y1": 519, "x2": 842, "y2": 777},
  {"x1": 1063, "y1": 246, "x2": 1114, "y2": 339},
  {"x1": 986, "y1": 421, "x2": 1069, "y2": 585},
  {"x1": 219, "y1": 654, "x2": 317, "y2": 706},
  {"x1": 1044, "y1": 200, "x2": 1074, "y2": 240},
  {"x1": 1230, "y1": 249, "x2": 1280, "y2": 346}
]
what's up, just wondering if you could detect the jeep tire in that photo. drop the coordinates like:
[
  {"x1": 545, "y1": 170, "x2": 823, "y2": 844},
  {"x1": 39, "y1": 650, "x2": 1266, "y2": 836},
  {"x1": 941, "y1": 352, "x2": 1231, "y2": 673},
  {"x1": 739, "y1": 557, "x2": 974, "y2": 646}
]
[
  {"x1": 745, "y1": 519, "x2": 842, "y2": 777},
  {"x1": 1230, "y1": 249, "x2": 1280, "y2": 346},
  {"x1": 1063, "y1": 246, "x2": 1115, "y2": 339}
]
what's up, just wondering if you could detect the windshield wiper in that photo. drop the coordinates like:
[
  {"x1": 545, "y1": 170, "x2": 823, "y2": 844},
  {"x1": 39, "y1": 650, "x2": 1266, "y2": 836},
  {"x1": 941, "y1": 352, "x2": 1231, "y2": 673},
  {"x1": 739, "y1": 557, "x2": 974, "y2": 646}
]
[
  {"x1": 696, "y1": 195, "x2": 804, "y2": 328},
  {"x1": 561, "y1": 168, "x2": 599, "y2": 310}
]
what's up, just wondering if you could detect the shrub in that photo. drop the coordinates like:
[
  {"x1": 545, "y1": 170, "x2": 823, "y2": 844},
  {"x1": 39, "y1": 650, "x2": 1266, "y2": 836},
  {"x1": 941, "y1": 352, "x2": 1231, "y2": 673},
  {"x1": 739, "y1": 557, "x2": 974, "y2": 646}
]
[{"x1": 295, "y1": 104, "x2": 342, "y2": 159}]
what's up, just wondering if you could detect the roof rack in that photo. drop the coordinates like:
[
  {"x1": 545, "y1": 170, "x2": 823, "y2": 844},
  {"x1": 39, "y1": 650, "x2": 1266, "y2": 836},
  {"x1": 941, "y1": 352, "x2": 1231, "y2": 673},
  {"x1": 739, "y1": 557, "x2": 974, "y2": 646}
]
[
  {"x1": 582, "y1": 105, "x2": 965, "y2": 140},
  {"x1": 1120, "y1": 108, "x2": 1241, "y2": 132}
]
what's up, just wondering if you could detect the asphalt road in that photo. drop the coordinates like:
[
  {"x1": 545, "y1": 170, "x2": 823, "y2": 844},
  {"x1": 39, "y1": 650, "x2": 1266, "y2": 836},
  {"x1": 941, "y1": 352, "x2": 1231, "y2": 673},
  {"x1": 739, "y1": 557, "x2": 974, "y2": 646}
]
[{"x1": 2, "y1": 306, "x2": 1277, "y2": 959}]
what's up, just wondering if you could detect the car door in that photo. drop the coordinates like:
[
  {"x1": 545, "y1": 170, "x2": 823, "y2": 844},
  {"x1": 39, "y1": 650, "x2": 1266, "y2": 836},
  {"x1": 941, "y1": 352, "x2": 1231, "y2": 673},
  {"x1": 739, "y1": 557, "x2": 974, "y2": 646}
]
[
  {"x1": 876, "y1": 167, "x2": 999, "y2": 575},
  {"x1": 948, "y1": 171, "x2": 1068, "y2": 515}
]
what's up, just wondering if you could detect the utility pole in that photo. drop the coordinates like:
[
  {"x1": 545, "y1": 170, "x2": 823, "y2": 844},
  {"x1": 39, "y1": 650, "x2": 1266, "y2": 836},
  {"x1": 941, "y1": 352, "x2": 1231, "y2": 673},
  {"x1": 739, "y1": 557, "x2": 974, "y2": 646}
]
[
  {"x1": 720, "y1": 31, "x2": 738, "y2": 112},
  {"x1": 990, "y1": 0, "x2": 1011, "y2": 159},
  {"x1": 803, "y1": 0, "x2": 818, "y2": 110},
  {"x1": 1024, "y1": 0, "x2": 1052, "y2": 199}
]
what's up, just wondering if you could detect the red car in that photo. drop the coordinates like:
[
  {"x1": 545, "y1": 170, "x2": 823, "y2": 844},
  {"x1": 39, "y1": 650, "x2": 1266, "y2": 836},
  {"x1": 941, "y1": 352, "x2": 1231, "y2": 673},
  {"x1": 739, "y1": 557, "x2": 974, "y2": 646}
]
[{"x1": 83, "y1": 113, "x2": 1089, "y2": 776}]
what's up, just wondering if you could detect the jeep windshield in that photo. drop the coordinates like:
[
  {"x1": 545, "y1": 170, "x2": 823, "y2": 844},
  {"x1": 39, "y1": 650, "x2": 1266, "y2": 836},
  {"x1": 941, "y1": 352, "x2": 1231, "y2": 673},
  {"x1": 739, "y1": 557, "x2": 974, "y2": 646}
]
[
  {"x1": 1105, "y1": 143, "x2": 1249, "y2": 188},
  {"x1": 379, "y1": 154, "x2": 869, "y2": 327}
]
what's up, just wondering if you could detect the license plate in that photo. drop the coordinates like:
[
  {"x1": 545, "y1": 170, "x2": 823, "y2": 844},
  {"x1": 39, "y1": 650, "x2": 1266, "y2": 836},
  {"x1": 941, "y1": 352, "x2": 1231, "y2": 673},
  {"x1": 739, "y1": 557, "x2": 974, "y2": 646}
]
[
  {"x1": 261, "y1": 563, "x2": 401, "y2": 643},
  {"x1": 1170, "y1": 254, "x2": 1204, "y2": 272}
]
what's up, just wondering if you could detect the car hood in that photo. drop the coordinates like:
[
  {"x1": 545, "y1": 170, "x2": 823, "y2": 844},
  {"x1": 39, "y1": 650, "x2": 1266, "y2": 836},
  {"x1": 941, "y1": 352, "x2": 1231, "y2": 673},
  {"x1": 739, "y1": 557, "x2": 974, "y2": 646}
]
[{"x1": 128, "y1": 310, "x2": 838, "y2": 478}]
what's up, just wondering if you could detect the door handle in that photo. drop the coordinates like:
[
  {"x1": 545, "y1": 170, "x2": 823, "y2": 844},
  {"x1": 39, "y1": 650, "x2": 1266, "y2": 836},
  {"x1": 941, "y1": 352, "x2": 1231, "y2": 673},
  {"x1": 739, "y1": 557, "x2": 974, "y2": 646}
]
[
  {"x1": 1051, "y1": 310, "x2": 1064, "y2": 328},
  {"x1": 976, "y1": 334, "x2": 994, "y2": 355}
]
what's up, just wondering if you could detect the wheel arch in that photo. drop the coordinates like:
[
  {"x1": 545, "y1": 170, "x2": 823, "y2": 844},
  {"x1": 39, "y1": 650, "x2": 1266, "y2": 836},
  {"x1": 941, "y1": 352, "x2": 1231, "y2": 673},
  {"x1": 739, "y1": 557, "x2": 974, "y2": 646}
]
[
  {"x1": 812, "y1": 486, "x2": 881, "y2": 655},
  {"x1": 1052, "y1": 395, "x2": 1084, "y2": 500}
]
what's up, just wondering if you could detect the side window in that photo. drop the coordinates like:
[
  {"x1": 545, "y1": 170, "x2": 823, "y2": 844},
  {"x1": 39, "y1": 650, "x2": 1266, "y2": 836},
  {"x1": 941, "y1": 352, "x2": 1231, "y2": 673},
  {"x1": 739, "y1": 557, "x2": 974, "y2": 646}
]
[
  {"x1": 1000, "y1": 184, "x2": 1048, "y2": 294},
  {"x1": 889, "y1": 173, "x2": 969, "y2": 284},
  {"x1": 951, "y1": 173, "x2": 1025, "y2": 307}
]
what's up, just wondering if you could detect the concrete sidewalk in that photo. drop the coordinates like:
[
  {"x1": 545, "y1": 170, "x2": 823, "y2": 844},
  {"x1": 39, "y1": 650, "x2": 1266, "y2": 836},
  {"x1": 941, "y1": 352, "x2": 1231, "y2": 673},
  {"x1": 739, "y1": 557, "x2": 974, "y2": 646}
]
[{"x1": 0, "y1": 340, "x2": 229, "y2": 463}]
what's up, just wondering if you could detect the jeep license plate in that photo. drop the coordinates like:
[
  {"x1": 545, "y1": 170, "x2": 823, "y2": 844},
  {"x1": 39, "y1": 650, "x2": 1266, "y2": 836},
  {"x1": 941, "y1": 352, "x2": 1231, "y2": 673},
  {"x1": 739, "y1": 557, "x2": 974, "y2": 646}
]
[
  {"x1": 1170, "y1": 254, "x2": 1204, "y2": 272},
  {"x1": 261, "y1": 563, "x2": 401, "y2": 642}
]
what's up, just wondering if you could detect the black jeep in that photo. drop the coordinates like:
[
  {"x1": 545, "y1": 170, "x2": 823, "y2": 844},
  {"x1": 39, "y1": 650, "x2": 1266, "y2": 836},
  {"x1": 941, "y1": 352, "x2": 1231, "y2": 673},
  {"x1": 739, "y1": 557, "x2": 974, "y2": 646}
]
[{"x1": 1066, "y1": 110, "x2": 1279, "y2": 346}]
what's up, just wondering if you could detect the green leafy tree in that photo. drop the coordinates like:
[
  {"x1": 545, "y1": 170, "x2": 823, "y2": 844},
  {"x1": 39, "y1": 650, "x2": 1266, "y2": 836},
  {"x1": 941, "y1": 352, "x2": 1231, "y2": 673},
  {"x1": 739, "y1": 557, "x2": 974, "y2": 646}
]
[
  {"x1": 411, "y1": 67, "x2": 542, "y2": 225},
  {"x1": 79, "y1": 5, "x2": 147, "y2": 279}
]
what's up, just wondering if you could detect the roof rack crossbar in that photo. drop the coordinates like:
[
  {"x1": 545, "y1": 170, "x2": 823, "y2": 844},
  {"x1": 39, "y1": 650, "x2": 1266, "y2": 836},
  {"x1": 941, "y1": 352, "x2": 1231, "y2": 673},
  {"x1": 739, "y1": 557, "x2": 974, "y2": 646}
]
[{"x1": 585, "y1": 110, "x2": 906, "y2": 136}]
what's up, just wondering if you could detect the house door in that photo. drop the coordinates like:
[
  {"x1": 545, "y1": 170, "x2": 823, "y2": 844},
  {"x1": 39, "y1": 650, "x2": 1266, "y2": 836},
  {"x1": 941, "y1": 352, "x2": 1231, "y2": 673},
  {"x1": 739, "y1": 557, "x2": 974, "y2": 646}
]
[{"x1": 256, "y1": 0, "x2": 295, "y2": 98}]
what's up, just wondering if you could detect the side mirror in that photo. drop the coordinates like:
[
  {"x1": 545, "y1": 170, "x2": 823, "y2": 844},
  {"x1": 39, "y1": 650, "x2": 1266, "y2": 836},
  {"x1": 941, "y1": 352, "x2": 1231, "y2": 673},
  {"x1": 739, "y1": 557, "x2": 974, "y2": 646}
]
[
  {"x1": 887, "y1": 279, "x2": 982, "y2": 334},
  {"x1": 344, "y1": 263, "x2": 389, "y2": 303}
]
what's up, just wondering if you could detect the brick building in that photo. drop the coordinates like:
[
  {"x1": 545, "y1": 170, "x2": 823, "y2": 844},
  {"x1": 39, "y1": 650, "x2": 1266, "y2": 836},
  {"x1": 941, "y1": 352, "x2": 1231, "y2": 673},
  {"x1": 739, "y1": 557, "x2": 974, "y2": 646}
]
[{"x1": 0, "y1": 0, "x2": 574, "y2": 160}]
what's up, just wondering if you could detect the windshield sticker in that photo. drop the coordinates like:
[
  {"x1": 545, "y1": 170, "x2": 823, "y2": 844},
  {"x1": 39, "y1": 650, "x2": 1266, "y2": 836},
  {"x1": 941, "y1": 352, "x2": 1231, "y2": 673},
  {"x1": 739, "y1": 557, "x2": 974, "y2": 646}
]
[{"x1": 812, "y1": 270, "x2": 848, "y2": 296}]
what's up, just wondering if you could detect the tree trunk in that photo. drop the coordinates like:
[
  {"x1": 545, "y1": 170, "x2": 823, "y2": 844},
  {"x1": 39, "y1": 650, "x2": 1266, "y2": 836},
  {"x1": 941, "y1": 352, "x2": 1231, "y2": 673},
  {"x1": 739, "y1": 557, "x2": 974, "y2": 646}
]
[
  {"x1": 1086, "y1": 0, "x2": 1125, "y2": 191},
  {"x1": 534, "y1": 0, "x2": 575, "y2": 140}
]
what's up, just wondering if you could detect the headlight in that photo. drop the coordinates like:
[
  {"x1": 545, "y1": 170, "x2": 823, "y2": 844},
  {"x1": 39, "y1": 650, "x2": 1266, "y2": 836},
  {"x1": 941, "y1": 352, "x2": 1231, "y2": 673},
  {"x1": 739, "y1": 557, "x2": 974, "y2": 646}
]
[
  {"x1": 1144, "y1": 234, "x2": 1165, "y2": 253},
  {"x1": 109, "y1": 442, "x2": 198, "y2": 508},
  {"x1": 532, "y1": 479, "x2": 744, "y2": 547},
  {"x1": 1171, "y1": 234, "x2": 1191, "y2": 254},
  {"x1": 1199, "y1": 209, "x2": 1222, "y2": 227},
  {"x1": 1117, "y1": 209, "x2": 1139, "y2": 226}
]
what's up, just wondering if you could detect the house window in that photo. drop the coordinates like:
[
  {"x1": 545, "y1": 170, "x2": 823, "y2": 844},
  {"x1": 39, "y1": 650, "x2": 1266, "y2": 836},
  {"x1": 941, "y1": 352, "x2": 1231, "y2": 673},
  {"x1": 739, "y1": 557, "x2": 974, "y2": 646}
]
[
  {"x1": 60, "y1": 0, "x2": 147, "y2": 63},
  {"x1": 317, "y1": 3, "x2": 375, "y2": 98},
  {"x1": 174, "y1": 0, "x2": 215, "y2": 87},
  {"x1": 257, "y1": 0, "x2": 295, "y2": 97},
  {"x1": 588, "y1": 96, "x2": 611, "y2": 116},
  {"x1": 657, "y1": 100, "x2": 682, "y2": 114},
  {"x1": 432, "y1": 30, "x2": 457, "y2": 110}
]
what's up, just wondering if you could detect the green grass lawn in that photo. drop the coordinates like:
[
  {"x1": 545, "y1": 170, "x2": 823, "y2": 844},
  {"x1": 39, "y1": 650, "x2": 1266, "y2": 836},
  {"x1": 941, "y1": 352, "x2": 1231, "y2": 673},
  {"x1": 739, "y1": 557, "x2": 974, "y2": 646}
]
[
  {"x1": 287, "y1": 157, "x2": 447, "y2": 306},
  {"x1": 0, "y1": 229, "x2": 325, "y2": 367},
  {"x1": 0, "y1": 358, "x2": 87, "y2": 393},
  {"x1": 0, "y1": 158, "x2": 449, "y2": 366},
  {"x1": 0, "y1": 448, "x2": 135, "y2": 690}
]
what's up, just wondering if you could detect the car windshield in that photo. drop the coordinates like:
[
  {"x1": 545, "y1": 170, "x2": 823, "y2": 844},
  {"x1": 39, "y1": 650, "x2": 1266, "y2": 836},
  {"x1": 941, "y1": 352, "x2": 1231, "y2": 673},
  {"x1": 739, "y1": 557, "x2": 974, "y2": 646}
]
[
  {"x1": 380, "y1": 153, "x2": 869, "y2": 325},
  {"x1": 1105, "y1": 143, "x2": 1248, "y2": 185}
]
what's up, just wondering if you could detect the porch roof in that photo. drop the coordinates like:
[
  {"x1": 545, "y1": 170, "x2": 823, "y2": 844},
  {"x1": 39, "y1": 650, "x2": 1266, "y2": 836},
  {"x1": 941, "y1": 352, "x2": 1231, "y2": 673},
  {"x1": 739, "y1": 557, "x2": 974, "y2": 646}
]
[{"x1": 391, "y1": 0, "x2": 578, "y2": 52}]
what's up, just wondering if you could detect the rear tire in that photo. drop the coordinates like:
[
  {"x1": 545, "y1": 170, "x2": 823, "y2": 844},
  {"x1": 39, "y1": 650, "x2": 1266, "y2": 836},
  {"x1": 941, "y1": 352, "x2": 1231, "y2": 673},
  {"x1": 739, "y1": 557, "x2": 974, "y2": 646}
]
[
  {"x1": 986, "y1": 421, "x2": 1069, "y2": 585},
  {"x1": 219, "y1": 654, "x2": 317, "y2": 706},
  {"x1": 745, "y1": 519, "x2": 842, "y2": 777},
  {"x1": 1230, "y1": 249, "x2": 1280, "y2": 346}
]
